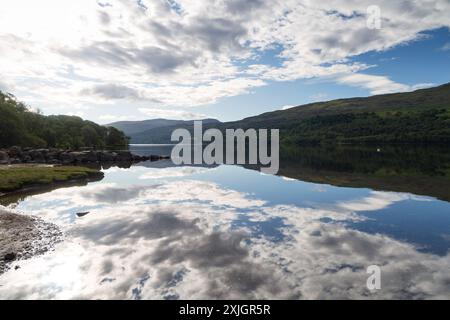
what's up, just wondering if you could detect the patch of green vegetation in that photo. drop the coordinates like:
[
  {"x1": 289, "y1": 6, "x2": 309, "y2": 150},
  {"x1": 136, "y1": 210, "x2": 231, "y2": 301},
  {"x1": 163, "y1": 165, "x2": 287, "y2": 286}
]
[
  {"x1": 0, "y1": 91, "x2": 129, "y2": 149},
  {"x1": 226, "y1": 82, "x2": 450, "y2": 145},
  {"x1": 0, "y1": 166, "x2": 103, "y2": 192}
]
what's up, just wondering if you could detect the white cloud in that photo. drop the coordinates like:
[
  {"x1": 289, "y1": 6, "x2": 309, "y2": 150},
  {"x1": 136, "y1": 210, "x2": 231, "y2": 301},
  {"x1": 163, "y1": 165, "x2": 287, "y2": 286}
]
[
  {"x1": 281, "y1": 105, "x2": 295, "y2": 110},
  {"x1": 0, "y1": 0, "x2": 449, "y2": 114},
  {"x1": 67, "y1": 111, "x2": 86, "y2": 118},
  {"x1": 138, "y1": 108, "x2": 208, "y2": 120},
  {"x1": 98, "y1": 114, "x2": 136, "y2": 123},
  {"x1": 337, "y1": 73, "x2": 435, "y2": 95},
  {"x1": 337, "y1": 73, "x2": 409, "y2": 94},
  {"x1": 310, "y1": 93, "x2": 328, "y2": 102},
  {"x1": 411, "y1": 83, "x2": 436, "y2": 90},
  {"x1": 441, "y1": 42, "x2": 450, "y2": 51}
]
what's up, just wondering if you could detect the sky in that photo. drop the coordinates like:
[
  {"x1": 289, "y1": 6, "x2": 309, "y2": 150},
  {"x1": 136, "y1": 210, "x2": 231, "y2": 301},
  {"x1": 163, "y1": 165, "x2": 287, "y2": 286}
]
[{"x1": 0, "y1": 0, "x2": 449, "y2": 124}]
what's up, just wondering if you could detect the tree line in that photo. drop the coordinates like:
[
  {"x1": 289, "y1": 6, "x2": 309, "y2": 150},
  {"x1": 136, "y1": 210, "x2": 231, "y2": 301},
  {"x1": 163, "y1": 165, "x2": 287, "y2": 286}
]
[{"x1": 0, "y1": 91, "x2": 129, "y2": 149}]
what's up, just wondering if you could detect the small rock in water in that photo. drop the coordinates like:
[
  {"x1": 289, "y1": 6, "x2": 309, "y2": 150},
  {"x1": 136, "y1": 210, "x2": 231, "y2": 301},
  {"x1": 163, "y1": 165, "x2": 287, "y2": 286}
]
[
  {"x1": 4, "y1": 252, "x2": 17, "y2": 262},
  {"x1": 15, "y1": 265, "x2": 20, "y2": 270},
  {"x1": 76, "y1": 212, "x2": 90, "y2": 217}
]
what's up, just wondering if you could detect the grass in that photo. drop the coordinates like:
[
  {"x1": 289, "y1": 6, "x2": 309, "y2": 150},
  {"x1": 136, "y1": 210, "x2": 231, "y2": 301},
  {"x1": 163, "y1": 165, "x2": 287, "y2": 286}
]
[{"x1": 0, "y1": 165, "x2": 103, "y2": 192}]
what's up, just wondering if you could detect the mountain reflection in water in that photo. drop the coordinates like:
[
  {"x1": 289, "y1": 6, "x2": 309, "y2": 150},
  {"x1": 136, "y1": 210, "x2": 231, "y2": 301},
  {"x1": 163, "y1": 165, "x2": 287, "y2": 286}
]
[{"x1": 0, "y1": 145, "x2": 450, "y2": 299}]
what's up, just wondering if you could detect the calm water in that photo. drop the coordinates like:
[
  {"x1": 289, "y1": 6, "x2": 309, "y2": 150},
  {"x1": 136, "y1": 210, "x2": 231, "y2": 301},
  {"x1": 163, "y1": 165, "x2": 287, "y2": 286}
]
[{"x1": 1, "y1": 145, "x2": 450, "y2": 299}]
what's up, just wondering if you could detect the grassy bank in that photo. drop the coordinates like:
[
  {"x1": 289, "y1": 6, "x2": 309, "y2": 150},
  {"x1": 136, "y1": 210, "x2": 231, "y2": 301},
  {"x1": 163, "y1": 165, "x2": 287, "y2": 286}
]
[{"x1": 0, "y1": 165, "x2": 104, "y2": 193}]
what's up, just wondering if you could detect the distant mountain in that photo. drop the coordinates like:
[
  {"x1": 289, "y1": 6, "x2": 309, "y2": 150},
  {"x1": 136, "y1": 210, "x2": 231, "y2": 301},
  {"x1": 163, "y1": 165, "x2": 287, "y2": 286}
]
[
  {"x1": 109, "y1": 118, "x2": 221, "y2": 144},
  {"x1": 107, "y1": 119, "x2": 183, "y2": 136}
]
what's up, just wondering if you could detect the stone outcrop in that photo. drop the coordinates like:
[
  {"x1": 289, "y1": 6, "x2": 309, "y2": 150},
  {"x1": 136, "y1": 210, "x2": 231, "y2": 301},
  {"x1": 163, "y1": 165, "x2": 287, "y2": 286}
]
[
  {"x1": 0, "y1": 151, "x2": 9, "y2": 165},
  {"x1": 0, "y1": 147, "x2": 170, "y2": 165}
]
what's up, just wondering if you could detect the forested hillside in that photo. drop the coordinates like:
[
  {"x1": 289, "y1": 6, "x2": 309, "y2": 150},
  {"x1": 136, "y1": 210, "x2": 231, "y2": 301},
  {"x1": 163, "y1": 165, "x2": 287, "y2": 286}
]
[
  {"x1": 0, "y1": 91, "x2": 128, "y2": 149},
  {"x1": 227, "y1": 82, "x2": 450, "y2": 144},
  {"x1": 114, "y1": 83, "x2": 450, "y2": 145}
]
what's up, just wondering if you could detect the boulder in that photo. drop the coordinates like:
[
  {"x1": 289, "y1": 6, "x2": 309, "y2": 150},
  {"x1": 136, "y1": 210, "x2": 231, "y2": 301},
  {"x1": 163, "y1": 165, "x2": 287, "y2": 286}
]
[
  {"x1": 84, "y1": 151, "x2": 99, "y2": 163},
  {"x1": 60, "y1": 152, "x2": 75, "y2": 164},
  {"x1": 4, "y1": 252, "x2": 16, "y2": 262},
  {"x1": 45, "y1": 150, "x2": 61, "y2": 162},
  {"x1": 76, "y1": 212, "x2": 90, "y2": 217},
  {"x1": 47, "y1": 159, "x2": 61, "y2": 165},
  {"x1": 0, "y1": 151, "x2": 10, "y2": 164},
  {"x1": 22, "y1": 154, "x2": 32, "y2": 163},
  {"x1": 36, "y1": 149, "x2": 49, "y2": 155},
  {"x1": 69, "y1": 152, "x2": 86, "y2": 163},
  {"x1": 116, "y1": 151, "x2": 132, "y2": 162},
  {"x1": 8, "y1": 146, "x2": 22, "y2": 158},
  {"x1": 150, "y1": 155, "x2": 161, "y2": 161},
  {"x1": 29, "y1": 150, "x2": 45, "y2": 163},
  {"x1": 99, "y1": 151, "x2": 116, "y2": 162}
]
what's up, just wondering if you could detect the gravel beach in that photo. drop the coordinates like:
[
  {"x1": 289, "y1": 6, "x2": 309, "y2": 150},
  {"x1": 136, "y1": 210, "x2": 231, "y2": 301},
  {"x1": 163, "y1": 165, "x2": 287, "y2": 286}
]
[{"x1": 0, "y1": 208, "x2": 62, "y2": 275}]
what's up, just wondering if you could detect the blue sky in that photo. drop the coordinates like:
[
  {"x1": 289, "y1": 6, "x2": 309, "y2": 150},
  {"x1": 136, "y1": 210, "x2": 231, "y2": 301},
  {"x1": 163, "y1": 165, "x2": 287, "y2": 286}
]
[
  {"x1": 200, "y1": 27, "x2": 450, "y2": 122},
  {"x1": 0, "y1": 0, "x2": 449, "y2": 123}
]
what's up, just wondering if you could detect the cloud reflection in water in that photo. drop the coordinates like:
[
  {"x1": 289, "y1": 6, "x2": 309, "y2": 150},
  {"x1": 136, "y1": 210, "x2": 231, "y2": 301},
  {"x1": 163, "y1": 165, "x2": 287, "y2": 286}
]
[{"x1": 1, "y1": 165, "x2": 450, "y2": 299}]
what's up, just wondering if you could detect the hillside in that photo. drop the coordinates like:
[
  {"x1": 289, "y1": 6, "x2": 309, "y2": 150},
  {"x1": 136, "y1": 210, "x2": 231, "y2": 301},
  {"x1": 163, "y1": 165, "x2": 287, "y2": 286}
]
[
  {"x1": 227, "y1": 82, "x2": 450, "y2": 144},
  {"x1": 0, "y1": 91, "x2": 129, "y2": 149},
  {"x1": 113, "y1": 82, "x2": 450, "y2": 145}
]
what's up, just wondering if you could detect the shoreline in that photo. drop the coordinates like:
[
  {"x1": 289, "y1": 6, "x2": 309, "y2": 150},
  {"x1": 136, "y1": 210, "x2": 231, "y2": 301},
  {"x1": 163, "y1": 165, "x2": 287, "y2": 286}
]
[
  {"x1": 0, "y1": 208, "x2": 63, "y2": 275},
  {"x1": 0, "y1": 168, "x2": 105, "y2": 205},
  {"x1": 0, "y1": 147, "x2": 169, "y2": 166},
  {"x1": 0, "y1": 165, "x2": 104, "y2": 196},
  {"x1": 0, "y1": 147, "x2": 171, "y2": 197}
]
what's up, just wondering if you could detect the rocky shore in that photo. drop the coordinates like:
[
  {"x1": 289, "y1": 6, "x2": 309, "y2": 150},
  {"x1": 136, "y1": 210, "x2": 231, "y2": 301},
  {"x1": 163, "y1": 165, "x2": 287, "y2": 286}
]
[
  {"x1": 0, "y1": 146, "x2": 169, "y2": 165},
  {"x1": 0, "y1": 208, "x2": 63, "y2": 275}
]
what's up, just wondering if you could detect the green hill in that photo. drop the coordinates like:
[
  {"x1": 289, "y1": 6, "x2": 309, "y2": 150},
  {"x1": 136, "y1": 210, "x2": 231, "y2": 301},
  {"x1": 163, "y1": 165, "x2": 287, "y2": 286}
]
[
  {"x1": 226, "y1": 82, "x2": 450, "y2": 144},
  {"x1": 117, "y1": 82, "x2": 450, "y2": 145},
  {"x1": 0, "y1": 91, "x2": 129, "y2": 149}
]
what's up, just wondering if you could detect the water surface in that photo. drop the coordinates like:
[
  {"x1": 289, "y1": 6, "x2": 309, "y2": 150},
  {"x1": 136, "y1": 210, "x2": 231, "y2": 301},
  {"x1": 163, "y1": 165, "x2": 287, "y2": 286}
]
[{"x1": 1, "y1": 145, "x2": 450, "y2": 299}]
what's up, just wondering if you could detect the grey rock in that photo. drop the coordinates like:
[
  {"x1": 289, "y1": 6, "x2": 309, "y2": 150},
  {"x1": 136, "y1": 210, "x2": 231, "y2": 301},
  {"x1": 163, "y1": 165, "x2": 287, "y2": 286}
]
[
  {"x1": 116, "y1": 151, "x2": 132, "y2": 162},
  {"x1": 99, "y1": 152, "x2": 116, "y2": 162},
  {"x1": 0, "y1": 151, "x2": 9, "y2": 164},
  {"x1": 84, "y1": 151, "x2": 99, "y2": 163},
  {"x1": 60, "y1": 152, "x2": 75, "y2": 164},
  {"x1": 69, "y1": 152, "x2": 86, "y2": 163},
  {"x1": 45, "y1": 151, "x2": 61, "y2": 161},
  {"x1": 22, "y1": 155, "x2": 32, "y2": 163},
  {"x1": 29, "y1": 150, "x2": 45, "y2": 163},
  {"x1": 8, "y1": 146, "x2": 22, "y2": 158},
  {"x1": 76, "y1": 212, "x2": 90, "y2": 217},
  {"x1": 4, "y1": 252, "x2": 16, "y2": 262}
]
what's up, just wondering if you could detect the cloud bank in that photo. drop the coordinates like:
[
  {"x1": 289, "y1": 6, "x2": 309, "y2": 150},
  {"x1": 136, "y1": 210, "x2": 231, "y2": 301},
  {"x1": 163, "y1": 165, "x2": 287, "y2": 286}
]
[{"x1": 0, "y1": 0, "x2": 449, "y2": 114}]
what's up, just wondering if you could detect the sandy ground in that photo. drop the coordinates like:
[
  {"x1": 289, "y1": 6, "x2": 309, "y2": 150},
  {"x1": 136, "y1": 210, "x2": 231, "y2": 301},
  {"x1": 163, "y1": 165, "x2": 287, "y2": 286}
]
[{"x1": 0, "y1": 208, "x2": 62, "y2": 274}]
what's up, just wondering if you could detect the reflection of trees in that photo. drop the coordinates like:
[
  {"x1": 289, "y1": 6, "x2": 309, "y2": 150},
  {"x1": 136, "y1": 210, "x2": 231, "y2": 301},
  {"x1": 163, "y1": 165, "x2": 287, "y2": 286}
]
[{"x1": 247, "y1": 145, "x2": 450, "y2": 202}]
